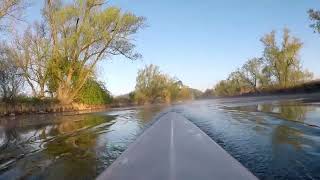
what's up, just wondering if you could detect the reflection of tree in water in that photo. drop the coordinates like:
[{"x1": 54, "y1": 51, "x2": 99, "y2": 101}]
[
  {"x1": 278, "y1": 104, "x2": 308, "y2": 122},
  {"x1": 258, "y1": 103, "x2": 273, "y2": 112},
  {"x1": 39, "y1": 115, "x2": 116, "y2": 179},
  {"x1": 228, "y1": 109, "x2": 269, "y2": 136},
  {"x1": 269, "y1": 123, "x2": 305, "y2": 178},
  {"x1": 258, "y1": 102, "x2": 312, "y2": 123},
  {"x1": 0, "y1": 118, "x2": 31, "y2": 160},
  {"x1": 272, "y1": 124, "x2": 303, "y2": 149},
  {"x1": 228, "y1": 103, "x2": 308, "y2": 149},
  {"x1": 262, "y1": 103, "x2": 310, "y2": 178},
  {"x1": 42, "y1": 115, "x2": 112, "y2": 156},
  {"x1": 259, "y1": 103, "x2": 307, "y2": 149},
  {"x1": 136, "y1": 105, "x2": 166, "y2": 124},
  {"x1": 0, "y1": 127, "x2": 19, "y2": 151},
  {"x1": 0, "y1": 114, "x2": 115, "y2": 179}
]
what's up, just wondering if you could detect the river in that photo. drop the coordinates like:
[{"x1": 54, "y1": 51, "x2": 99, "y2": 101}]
[{"x1": 1, "y1": 94, "x2": 320, "y2": 180}]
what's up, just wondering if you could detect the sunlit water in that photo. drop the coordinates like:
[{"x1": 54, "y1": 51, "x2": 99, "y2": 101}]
[{"x1": 1, "y1": 95, "x2": 320, "y2": 180}]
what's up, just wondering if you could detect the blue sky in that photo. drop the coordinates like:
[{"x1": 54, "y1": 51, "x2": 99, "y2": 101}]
[{"x1": 26, "y1": 0, "x2": 320, "y2": 95}]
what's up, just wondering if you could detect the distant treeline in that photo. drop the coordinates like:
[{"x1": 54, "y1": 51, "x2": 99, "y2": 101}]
[
  {"x1": 112, "y1": 64, "x2": 203, "y2": 107},
  {"x1": 204, "y1": 10, "x2": 320, "y2": 97}
]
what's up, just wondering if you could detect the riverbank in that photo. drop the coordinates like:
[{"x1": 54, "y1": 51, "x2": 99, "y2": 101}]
[
  {"x1": 245, "y1": 80, "x2": 320, "y2": 96},
  {"x1": 2, "y1": 85, "x2": 320, "y2": 117},
  {"x1": 0, "y1": 102, "x2": 110, "y2": 117},
  {"x1": 207, "y1": 80, "x2": 320, "y2": 99}
]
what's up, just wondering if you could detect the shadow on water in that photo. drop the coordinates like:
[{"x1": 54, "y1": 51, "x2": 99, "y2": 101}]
[{"x1": 0, "y1": 105, "x2": 166, "y2": 180}]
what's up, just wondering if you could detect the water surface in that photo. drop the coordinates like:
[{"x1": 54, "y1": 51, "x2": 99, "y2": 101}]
[
  {"x1": 172, "y1": 96, "x2": 320, "y2": 180},
  {"x1": 1, "y1": 95, "x2": 320, "y2": 179},
  {"x1": 0, "y1": 105, "x2": 166, "y2": 180}
]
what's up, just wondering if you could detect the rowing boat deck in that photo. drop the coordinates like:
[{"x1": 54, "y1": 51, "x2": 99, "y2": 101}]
[{"x1": 97, "y1": 112, "x2": 257, "y2": 180}]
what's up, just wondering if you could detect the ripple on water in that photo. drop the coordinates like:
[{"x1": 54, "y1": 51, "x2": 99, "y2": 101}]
[
  {"x1": 175, "y1": 98, "x2": 320, "y2": 180},
  {"x1": 1, "y1": 98, "x2": 320, "y2": 179}
]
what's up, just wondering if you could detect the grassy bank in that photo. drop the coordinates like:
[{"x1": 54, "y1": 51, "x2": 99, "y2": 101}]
[
  {"x1": 0, "y1": 101, "x2": 110, "y2": 116},
  {"x1": 239, "y1": 80, "x2": 320, "y2": 97}
]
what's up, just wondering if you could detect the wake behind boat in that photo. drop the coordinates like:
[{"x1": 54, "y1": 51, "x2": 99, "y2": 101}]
[{"x1": 97, "y1": 112, "x2": 257, "y2": 180}]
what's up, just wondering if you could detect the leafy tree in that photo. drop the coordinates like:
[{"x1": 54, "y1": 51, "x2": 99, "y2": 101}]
[
  {"x1": 135, "y1": 64, "x2": 168, "y2": 104},
  {"x1": 178, "y1": 86, "x2": 192, "y2": 100},
  {"x1": 261, "y1": 29, "x2": 312, "y2": 88},
  {"x1": 238, "y1": 58, "x2": 263, "y2": 92},
  {"x1": 213, "y1": 28, "x2": 314, "y2": 97},
  {"x1": 213, "y1": 73, "x2": 246, "y2": 97},
  {"x1": 228, "y1": 70, "x2": 246, "y2": 90},
  {"x1": 76, "y1": 78, "x2": 112, "y2": 105},
  {"x1": 165, "y1": 78, "x2": 182, "y2": 102},
  {"x1": 214, "y1": 80, "x2": 233, "y2": 96},
  {"x1": 308, "y1": 9, "x2": 320, "y2": 33},
  {"x1": 134, "y1": 64, "x2": 190, "y2": 104},
  {"x1": 43, "y1": 0, "x2": 145, "y2": 104}
]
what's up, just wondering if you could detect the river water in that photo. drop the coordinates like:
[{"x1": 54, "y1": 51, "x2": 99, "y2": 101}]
[{"x1": 1, "y1": 95, "x2": 320, "y2": 180}]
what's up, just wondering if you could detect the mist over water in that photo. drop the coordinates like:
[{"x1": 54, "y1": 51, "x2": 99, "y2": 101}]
[{"x1": 1, "y1": 96, "x2": 320, "y2": 179}]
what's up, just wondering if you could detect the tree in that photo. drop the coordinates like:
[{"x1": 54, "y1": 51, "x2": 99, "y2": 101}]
[
  {"x1": 76, "y1": 78, "x2": 112, "y2": 105},
  {"x1": 238, "y1": 58, "x2": 263, "y2": 92},
  {"x1": 135, "y1": 64, "x2": 168, "y2": 104},
  {"x1": 214, "y1": 80, "x2": 233, "y2": 96},
  {"x1": 165, "y1": 78, "x2": 182, "y2": 102},
  {"x1": 228, "y1": 70, "x2": 247, "y2": 94},
  {"x1": 213, "y1": 73, "x2": 246, "y2": 97},
  {"x1": 214, "y1": 63, "x2": 266, "y2": 96},
  {"x1": 44, "y1": 0, "x2": 145, "y2": 104},
  {"x1": 134, "y1": 64, "x2": 189, "y2": 104},
  {"x1": 261, "y1": 29, "x2": 312, "y2": 88},
  {"x1": 0, "y1": 0, "x2": 26, "y2": 31},
  {"x1": 308, "y1": 9, "x2": 320, "y2": 33},
  {"x1": 0, "y1": 43, "x2": 24, "y2": 102},
  {"x1": 178, "y1": 86, "x2": 192, "y2": 100},
  {"x1": 202, "y1": 88, "x2": 214, "y2": 98},
  {"x1": 12, "y1": 22, "x2": 51, "y2": 98}
]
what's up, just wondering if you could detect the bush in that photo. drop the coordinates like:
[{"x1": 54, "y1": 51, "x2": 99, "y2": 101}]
[
  {"x1": 10, "y1": 95, "x2": 58, "y2": 105},
  {"x1": 76, "y1": 79, "x2": 112, "y2": 105}
]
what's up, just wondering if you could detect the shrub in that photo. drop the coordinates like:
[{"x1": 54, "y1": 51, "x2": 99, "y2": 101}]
[{"x1": 76, "y1": 79, "x2": 112, "y2": 105}]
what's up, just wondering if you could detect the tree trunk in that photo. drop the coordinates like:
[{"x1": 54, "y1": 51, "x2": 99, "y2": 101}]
[
  {"x1": 39, "y1": 86, "x2": 45, "y2": 99},
  {"x1": 56, "y1": 85, "x2": 73, "y2": 105}
]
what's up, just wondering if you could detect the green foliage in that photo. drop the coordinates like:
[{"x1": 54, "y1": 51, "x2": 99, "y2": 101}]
[
  {"x1": 0, "y1": 0, "x2": 145, "y2": 104},
  {"x1": 11, "y1": 95, "x2": 58, "y2": 105},
  {"x1": 260, "y1": 29, "x2": 312, "y2": 88},
  {"x1": 76, "y1": 79, "x2": 112, "y2": 105},
  {"x1": 135, "y1": 64, "x2": 167, "y2": 103},
  {"x1": 134, "y1": 64, "x2": 191, "y2": 104},
  {"x1": 213, "y1": 28, "x2": 313, "y2": 97},
  {"x1": 214, "y1": 80, "x2": 241, "y2": 97},
  {"x1": 178, "y1": 86, "x2": 192, "y2": 100},
  {"x1": 308, "y1": 9, "x2": 320, "y2": 33},
  {"x1": 43, "y1": 0, "x2": 145, "y2": 104},
  {"x1": 238, "y1": 58, "x2": 264, "y2": 91}
]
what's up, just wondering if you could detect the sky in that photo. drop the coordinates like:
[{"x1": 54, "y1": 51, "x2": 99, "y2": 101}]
[{"x1": 25, "y1": 0, "x2": 320, "y2": 95}]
